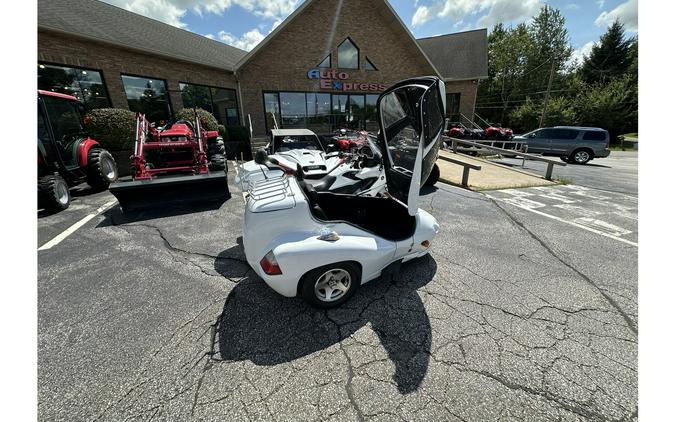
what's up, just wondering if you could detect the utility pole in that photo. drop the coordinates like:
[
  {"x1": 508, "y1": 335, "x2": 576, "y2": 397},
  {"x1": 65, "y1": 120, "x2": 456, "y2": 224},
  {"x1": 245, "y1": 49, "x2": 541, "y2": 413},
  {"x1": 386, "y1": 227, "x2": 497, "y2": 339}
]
[{"x1": 539, "y1": 59, "x2": 556, "y2": 128}]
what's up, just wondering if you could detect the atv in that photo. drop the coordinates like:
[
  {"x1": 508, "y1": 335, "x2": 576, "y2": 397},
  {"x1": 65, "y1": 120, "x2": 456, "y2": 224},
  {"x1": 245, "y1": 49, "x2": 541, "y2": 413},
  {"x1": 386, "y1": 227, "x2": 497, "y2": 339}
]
[
  {"x1": 242, "y1": 76, "x2": 445, "y2": 308},
  {"x1": 38, "y1": 90, "x2": 119, "y2": 212}
]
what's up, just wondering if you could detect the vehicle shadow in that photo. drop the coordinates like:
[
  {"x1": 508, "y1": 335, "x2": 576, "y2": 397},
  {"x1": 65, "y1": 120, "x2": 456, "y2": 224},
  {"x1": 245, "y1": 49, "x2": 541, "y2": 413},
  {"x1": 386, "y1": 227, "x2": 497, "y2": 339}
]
[
  {"x1": 213, "y1": 243, "x2": 436, "y2": 394},
  {"x1": 97, "y1": 196, "x2": 231, "y2": 226},
  {"x1": 420, "y1": 185, "x2": 439, "y2": 196}
]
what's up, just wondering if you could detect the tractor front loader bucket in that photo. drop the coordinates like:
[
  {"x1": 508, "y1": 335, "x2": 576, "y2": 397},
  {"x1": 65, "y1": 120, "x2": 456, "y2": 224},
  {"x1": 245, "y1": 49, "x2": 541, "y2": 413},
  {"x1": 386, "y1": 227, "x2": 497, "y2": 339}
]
[{"x1": 109, "y1": 171, "x2": 230, "y2": 213}]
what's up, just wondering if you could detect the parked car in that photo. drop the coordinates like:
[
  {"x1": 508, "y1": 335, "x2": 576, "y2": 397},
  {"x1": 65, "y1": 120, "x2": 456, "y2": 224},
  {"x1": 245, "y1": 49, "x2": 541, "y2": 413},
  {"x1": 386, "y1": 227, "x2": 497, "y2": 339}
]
[{"x1": 514, "y1": 126, "x2": 610, "y2": 164}]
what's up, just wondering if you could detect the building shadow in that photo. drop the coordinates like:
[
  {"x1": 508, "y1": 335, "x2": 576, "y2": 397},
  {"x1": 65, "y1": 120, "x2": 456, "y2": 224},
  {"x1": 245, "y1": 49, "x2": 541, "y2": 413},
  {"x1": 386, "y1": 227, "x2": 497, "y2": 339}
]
[{"x1": 213, "y1": 242, "x2": 436, "y2": 394}]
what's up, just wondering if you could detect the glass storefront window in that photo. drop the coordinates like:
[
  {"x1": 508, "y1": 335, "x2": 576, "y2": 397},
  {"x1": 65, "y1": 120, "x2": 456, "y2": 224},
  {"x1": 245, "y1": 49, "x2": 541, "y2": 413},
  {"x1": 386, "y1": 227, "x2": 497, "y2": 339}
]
[
  {"x1": 264, "y1": 92, "x2": 281, "y2": 132},
  {"x1": 365, "y1": 57, "x2": 378, "y2": 71},
  {"x1": 348, "y1": 95, "x2": 365, "y2": 128},
  {"x1": 180, "y1": 83, "x2": 213, "y2": 114},
  {"x1": 337, "y1": 38, "x2": 359, "y2": 69},
  {"x1": 365, "y1": 94, "x2": 379, "y2": 131},
  {"x1": 211, "y1": 88, "x2": 239, "y2": 126},
  {"x1": 179, "y1": 83, "x2": 239, "y2": 126},
  {"x1": 306, "y1": 93, "x2": 331, "y2": 133},
  {"x1": 279, "y1": 92, "x2": 307, "y2": 128},
  {"x1": 121, "y1": 74, "x2": 172, "y2": 124},
  {"x1": 38, "y1": 63, "x2": 111, "y2": 109}
]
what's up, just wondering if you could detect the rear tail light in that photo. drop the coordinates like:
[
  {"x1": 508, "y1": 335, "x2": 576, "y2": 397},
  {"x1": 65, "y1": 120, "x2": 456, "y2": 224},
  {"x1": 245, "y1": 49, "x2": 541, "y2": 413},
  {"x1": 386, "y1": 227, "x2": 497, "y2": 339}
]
[{"x1": 260, "y1": 250, "x2": 282, "y2": 275}]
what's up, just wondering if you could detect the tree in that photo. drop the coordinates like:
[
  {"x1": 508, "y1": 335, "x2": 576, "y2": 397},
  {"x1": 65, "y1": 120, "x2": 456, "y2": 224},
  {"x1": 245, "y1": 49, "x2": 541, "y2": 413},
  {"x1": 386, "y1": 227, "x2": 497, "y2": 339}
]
[
  {"x1": 580, "y1": 21, "x2": 634, "y2": 86},
  {"x1": 525, "y1": 5, "x2": 572, "y2": 89},
  {"x1": 573, "y1": 75, "x2": 637, "y2": 141}
]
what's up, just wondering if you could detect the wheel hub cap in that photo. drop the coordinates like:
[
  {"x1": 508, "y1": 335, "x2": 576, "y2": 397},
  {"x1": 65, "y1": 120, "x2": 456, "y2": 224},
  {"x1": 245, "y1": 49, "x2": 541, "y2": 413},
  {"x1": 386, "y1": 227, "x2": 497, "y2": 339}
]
[{"x1": 314, "y1": 269, "x2": 351, "y2": 302}]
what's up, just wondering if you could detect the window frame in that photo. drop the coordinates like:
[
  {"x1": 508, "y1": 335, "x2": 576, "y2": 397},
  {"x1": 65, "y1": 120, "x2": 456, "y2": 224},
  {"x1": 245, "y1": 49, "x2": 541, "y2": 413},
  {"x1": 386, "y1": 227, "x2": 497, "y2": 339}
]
[
  {"x1": 179, "y1": 81, "x2": 240, "y2": 126},
  {"x1": 38, "y1": 61, "x2": 113, "y2": 110},
  {"x1": 120, "y1": 73, "x2": 174, "y2": 123},
  {"x1": 364, "y1": 57, "x2": 378, "y2": 71},
  {"x1": 337, "y1": 37, "x2": 360, "y2": 70}
]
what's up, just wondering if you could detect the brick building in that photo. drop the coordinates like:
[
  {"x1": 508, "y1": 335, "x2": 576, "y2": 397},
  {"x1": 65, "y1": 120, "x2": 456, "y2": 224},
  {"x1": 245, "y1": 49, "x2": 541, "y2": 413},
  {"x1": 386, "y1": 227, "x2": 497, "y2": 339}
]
[{"x1": 38, "y1": 0, "x2": 488, "y2": 138}]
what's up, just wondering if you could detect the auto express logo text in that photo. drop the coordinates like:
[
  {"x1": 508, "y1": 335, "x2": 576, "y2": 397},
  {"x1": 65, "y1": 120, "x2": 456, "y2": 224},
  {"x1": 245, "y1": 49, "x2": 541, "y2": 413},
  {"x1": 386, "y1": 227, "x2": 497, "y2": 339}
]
[{"x1": 307, "y1": 69, "x2": 386, "y2": 92}]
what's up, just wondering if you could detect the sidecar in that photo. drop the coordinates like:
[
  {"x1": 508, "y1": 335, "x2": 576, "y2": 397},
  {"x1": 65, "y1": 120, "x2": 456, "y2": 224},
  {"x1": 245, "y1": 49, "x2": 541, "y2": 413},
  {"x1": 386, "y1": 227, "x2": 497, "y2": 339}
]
[{"x1": 242, "y1": 76, "x2": 445, "y2": 308}]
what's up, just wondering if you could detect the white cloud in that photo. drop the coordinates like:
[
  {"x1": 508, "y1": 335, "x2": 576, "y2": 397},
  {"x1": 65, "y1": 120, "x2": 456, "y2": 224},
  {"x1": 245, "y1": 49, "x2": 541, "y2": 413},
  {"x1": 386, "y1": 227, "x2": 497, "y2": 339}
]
[
  {"x1": 412, "y1": 6, "x2": 431, "y2": 27},
  {"x1": 568, "y1": 41, "x2": 596, "y2": 66},
  {"x1": 596, "y1": 0, "x2": 605, "y2": 9},
  {"x1": 218, "y1": 28, "x2": 266, "y2": 51},
  {"x1": 104, "y1": 0, "x2": 189, "y2": 28},
  {"x1": 102, "y1": 0, "x2": 299, "y2": 29},
  {"x1": 595, "y1": 0, "x2": 638, "y2": 32},
  {"x1": 204, "y1": 33, "x2": 216, "y2": 39},
  {"x1": 411, "y1": 0, "x2": 542, "y2": 29},
  {"x1": 566, "y1": 3, "x2": 580, "y2": 11}
]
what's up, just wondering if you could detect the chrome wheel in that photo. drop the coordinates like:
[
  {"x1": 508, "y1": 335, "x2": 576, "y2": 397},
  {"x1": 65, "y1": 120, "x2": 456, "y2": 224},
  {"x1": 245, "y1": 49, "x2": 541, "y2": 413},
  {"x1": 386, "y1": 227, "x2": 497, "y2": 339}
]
[
  {"x1": 574, "y1": 150, "x2": 590, "y2": 164},
  {"x1": 101, "y1": 156, "x2": 117, "y2": 180},
  {"x1": 314, "y1": 269, "x2": 351, "y2": 302},
  {"x1": 55, "y1": 181, "x2": 69, "y2": 205}
]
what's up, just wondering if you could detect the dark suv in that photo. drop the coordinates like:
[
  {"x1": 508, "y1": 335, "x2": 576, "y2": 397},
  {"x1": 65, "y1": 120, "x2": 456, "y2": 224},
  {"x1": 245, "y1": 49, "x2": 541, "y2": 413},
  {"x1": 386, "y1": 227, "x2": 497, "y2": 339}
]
[{"x1": 515, "y1": 126, "x2": 611, "y2": 164}]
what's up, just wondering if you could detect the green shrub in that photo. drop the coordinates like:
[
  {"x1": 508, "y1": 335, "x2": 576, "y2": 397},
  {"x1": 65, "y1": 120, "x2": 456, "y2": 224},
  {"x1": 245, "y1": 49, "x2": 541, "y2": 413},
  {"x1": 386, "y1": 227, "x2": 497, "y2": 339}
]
[
  {"x1": 175, "y1": 108, "x2": 219, "y2": 131},
  {"x1": 224, "y1": 125, "x2": 252, "y2": 160},
  {"x1": 226, "y1": 125, "x2": 250, "y2": 141},
  {"x1": 85, "y1": 108, "x2": 135, "y2": 151},
  {"x1": 217, "y1": 125, "x2": 228, "y2": 142}
]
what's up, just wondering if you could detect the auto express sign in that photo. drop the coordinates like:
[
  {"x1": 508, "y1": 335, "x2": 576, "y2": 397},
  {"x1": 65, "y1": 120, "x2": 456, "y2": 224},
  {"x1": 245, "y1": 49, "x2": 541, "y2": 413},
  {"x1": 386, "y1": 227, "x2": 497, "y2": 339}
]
[{"x1": 307, "y1": 69, "x2": 386, "y2": 92}]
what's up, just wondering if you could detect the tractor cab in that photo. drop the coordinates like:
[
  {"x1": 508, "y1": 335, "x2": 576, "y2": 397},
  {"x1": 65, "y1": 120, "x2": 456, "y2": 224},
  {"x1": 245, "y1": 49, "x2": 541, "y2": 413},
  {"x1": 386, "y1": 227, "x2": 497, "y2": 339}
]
[
  {"x1": 37, "y1": 90, "x2": 118, "y2": 212},
  {"x1": 38, "y1": 91, "x2": 88, "y2": 172}
]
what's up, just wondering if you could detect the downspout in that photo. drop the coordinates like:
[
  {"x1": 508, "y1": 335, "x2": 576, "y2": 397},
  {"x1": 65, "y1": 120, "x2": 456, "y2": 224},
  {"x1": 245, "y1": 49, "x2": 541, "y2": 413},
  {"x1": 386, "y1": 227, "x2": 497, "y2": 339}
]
[{"x1": 234, "y1": 70, "x2": 245, "y2": 130}]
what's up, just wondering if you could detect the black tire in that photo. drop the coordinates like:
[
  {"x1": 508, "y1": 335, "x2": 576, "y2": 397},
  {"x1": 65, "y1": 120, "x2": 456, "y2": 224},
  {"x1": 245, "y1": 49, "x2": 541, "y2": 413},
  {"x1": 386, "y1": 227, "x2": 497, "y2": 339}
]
[
  {"x1": 570, "y1": 149, "x2": 592, "y2": 165},
  {"x1": 424, "y1": 163, "x2": 441, "y2": 187},
  {"x1": 87, "y1": 148, "x2": 118, "y2": 191},
  {"x1": 38, "y1": 175, "x2": 70, "y2": 212},
  {"x1": 208, "y1": 154, "x2": 227, "y2": 171},
  {"x1": 300, "y1": 262, "x2": 361, "y2": 309}
]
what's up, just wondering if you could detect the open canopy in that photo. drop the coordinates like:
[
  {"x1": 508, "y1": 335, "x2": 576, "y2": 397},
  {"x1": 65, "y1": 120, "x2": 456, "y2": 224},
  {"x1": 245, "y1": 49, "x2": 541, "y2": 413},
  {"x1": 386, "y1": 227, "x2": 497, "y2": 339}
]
[{"x1": 376, "y1": 76, "x2": 446, "y2": 216}]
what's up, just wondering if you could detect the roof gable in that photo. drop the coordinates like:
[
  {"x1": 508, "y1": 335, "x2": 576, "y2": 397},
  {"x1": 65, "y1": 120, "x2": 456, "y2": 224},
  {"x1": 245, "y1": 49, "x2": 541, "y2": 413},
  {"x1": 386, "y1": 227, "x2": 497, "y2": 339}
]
[
  {"x1": 235, "y1": 0, "x2": 441, "y2": 77},
  {"x1": 417, "y1": 29, "x2": 489, "y2": 81},
  {"x1": 38, "y1": 0, "x2": 247, "y2": 71}
]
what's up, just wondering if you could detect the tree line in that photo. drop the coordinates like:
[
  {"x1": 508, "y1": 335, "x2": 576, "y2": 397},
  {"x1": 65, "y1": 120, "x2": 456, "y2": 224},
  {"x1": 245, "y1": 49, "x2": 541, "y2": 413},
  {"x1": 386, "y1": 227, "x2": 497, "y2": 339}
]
[{"x1": 476, "y1": 5, "x2": 637, "y2": 141}]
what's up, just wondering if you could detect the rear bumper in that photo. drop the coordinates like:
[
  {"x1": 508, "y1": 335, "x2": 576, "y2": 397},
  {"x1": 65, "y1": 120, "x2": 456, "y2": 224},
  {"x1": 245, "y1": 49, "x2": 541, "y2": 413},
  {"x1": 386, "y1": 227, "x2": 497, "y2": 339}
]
[{"x1": 594, "y1": 149, "x2": 611, "y2": 158}]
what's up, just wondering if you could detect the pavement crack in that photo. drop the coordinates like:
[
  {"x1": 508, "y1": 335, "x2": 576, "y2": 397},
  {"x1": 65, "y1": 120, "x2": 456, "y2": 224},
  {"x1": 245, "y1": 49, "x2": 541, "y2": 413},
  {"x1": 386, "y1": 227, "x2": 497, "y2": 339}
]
[{"x1": 489, "y1": 197, "x2": 637, "y2": 335}]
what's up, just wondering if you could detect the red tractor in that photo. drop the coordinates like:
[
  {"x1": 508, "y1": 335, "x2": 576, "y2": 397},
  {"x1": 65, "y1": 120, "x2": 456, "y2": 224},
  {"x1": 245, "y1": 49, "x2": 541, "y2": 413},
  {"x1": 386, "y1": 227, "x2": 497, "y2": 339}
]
[
  {"x1": 109, "y1": 113, "x2": 229, "y2": 212},
  {"x1": 38, "y1": 90, "x2": 118, "y2": 212}
]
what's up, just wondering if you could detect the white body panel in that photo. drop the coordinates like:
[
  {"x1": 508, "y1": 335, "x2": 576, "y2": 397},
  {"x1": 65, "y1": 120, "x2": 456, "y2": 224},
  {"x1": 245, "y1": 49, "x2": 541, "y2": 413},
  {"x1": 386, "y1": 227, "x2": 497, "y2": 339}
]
[{"x1": 242, "y1": 177, "x2": 439, "y2": 298}]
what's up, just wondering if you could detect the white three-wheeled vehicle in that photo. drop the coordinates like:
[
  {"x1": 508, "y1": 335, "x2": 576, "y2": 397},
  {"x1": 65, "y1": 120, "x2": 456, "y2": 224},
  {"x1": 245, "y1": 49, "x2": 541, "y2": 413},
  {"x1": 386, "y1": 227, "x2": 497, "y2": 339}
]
[{"x1": 242, "y1": 76, "x2": 445, "y2": 308}]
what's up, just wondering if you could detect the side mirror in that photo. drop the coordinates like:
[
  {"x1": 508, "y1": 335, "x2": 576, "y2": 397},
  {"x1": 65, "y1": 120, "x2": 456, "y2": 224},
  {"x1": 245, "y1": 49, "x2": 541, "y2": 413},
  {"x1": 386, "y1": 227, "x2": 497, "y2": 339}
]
[
  {"x1": 528, "y1": 133, "x2": 536, "y2": 138},
  {"x1": 254, "y1": 148, "x2": 268, "y2": 164}
]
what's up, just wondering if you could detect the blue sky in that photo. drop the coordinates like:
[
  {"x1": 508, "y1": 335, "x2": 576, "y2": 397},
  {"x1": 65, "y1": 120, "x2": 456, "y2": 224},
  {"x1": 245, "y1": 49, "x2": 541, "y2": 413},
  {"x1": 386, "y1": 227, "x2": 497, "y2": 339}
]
[{"x1": 102, "y1": 0, "x2": 637, "y2": 62}]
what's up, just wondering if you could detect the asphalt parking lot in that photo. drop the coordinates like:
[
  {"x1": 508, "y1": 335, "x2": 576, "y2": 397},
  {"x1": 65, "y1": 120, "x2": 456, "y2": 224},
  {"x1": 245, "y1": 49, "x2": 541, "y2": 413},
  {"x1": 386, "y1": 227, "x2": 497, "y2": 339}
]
[{"x1": 38, "y1": 155, "x2": 638, "y2": 421}]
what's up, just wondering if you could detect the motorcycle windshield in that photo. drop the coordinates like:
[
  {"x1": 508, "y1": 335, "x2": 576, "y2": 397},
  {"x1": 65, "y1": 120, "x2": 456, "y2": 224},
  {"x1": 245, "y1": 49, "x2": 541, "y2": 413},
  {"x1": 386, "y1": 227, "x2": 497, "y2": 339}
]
[{"x1": 376, "y1": 77, "x2": 445, "y2": 215}]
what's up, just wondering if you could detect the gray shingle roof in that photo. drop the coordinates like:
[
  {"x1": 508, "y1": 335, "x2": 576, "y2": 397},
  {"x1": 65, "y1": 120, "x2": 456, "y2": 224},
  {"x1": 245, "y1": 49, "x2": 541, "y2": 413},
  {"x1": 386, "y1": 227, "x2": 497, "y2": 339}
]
[
  {"x1": 417, "y1": 29, "x2": 488, "y2": 80},
  {"x1": 38, "y1": 0, "x2": 247, "y2": 71}
]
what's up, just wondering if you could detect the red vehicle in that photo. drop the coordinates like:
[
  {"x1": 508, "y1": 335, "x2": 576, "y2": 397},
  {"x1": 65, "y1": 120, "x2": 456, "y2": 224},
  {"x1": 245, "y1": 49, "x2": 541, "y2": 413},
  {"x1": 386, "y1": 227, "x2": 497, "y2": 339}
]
[
  {"x1": 109, "y1": 113, "x2": 229, "y2": 212},
  {"x1": 330, "y1": 129, "x2": 370, "y2": 152},
  {"x1": 485, "y1": 124, "x2": 514, "y2": 141},
  {"x1": 38, "y1": 90, "x2": 118, "y2": 212}
]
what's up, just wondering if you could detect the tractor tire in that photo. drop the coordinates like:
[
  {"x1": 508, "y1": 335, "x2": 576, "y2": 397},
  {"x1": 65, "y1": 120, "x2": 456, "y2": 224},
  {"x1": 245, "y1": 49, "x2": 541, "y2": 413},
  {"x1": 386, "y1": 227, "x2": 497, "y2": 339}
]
[
  {"x1": 424, "y1": 163, "x2": 441, "y2": 187},
  {"x1": 208, "y1": 154, "x2": 227, "y2": 171},
  {"x1": 300, "y1": 261, "x2": 361, "y2": 308},
  {"x1": 38, "y1": 175, "x2": 70, "y2": 212},
  {"x1": 87, "y1": 148, "x2": 118, "y2": 191}
]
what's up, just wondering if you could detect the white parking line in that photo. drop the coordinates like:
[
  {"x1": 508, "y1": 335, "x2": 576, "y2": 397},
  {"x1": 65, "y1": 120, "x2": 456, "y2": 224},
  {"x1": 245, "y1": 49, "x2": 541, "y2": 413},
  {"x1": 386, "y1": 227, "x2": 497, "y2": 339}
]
[
  {"x1": 487, "y1": 194, "x2": 638, "y2": 247},
  {"x1": 38, "y1": 200, "x2": 117, "y2": 251}
]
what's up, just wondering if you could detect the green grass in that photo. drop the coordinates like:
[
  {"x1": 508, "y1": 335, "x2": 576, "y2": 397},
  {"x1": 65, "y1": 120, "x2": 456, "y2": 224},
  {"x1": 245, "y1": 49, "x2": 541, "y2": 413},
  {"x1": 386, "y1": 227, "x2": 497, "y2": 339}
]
[
  {"x1": 622, "y1": 132, "x2": 638, "y2": 138},
  {"x1": 555, "y1": 177, "x2": 574, "y2": 185}
]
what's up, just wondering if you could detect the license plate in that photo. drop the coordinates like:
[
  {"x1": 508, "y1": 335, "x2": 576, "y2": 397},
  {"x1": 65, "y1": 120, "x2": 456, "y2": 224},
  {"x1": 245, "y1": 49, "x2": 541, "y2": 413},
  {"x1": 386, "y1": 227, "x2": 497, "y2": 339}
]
[{"x1": 306, "y1": 165, "x2": 322, "y2": 170}]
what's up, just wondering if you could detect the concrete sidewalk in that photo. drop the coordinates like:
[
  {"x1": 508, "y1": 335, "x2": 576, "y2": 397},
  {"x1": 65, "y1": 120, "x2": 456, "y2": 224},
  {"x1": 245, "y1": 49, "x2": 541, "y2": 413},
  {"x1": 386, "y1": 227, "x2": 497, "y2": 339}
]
[{"x1": 437, "y1": 149, "x2": 557, "y2": 190}]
